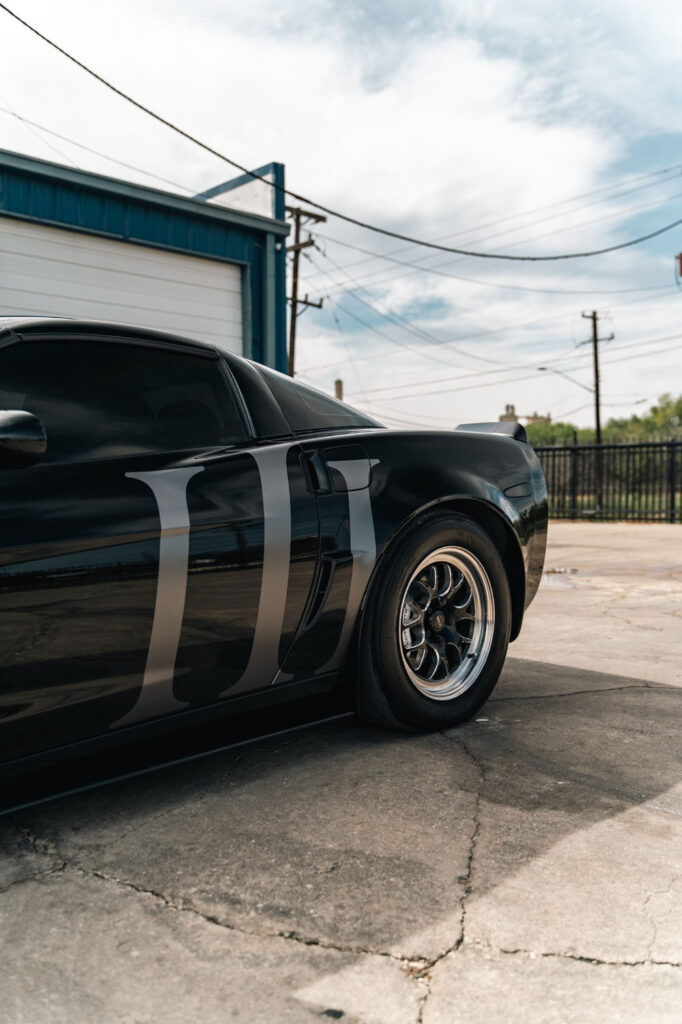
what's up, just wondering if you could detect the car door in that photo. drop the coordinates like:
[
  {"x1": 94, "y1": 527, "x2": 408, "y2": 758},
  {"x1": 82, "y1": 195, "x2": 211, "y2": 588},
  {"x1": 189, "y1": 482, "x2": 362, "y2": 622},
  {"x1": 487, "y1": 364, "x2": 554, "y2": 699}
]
[{"x1": 0, "y1": 332, "x2": 319, "y2": 762}]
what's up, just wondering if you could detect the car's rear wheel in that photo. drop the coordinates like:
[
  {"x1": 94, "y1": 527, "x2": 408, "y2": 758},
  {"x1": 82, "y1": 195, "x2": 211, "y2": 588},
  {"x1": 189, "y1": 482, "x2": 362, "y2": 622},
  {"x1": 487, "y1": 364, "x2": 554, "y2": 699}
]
[{"x1": 357, "y1": 514, "x2": 511, "y2": 731}]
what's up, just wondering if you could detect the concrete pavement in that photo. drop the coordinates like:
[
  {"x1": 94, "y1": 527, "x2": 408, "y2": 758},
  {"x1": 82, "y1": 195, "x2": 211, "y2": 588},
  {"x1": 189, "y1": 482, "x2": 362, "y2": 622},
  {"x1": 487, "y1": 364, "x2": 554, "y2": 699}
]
[{"x1": 1, "y1": 522, "x2": 680, "y2": 1023}]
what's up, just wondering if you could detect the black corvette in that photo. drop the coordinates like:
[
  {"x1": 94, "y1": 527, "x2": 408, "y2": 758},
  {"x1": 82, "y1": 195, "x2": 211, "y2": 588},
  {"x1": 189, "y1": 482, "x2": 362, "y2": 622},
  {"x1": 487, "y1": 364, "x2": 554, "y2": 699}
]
[{"x1": 0, "y1": 317, "x2": 547, "y2": 780}]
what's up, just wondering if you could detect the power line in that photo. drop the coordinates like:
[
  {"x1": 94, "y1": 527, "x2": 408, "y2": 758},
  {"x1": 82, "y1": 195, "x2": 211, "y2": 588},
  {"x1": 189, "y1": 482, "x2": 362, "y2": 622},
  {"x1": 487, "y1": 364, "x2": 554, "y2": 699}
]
[
  {"x1": 2, "y1": 1, "x2": 681, "y2": 263},
  {"x1": 328, "y1": 297, "x2": 469, "y2": 369},
  {"x1": 0, "y1": 105, "x2": 197, "y2": 193},
  {"x1": 0, "y1": 92, "x2": 78, "y2": 168},
  {"x1": 308, "y1": 164, "x2": 682, "y2": 279},
  {"x1": 329, "y1": 307, "x2": 369, "y2": 406},
  {"x1": 309, "y1": 258, "x2": 471, "y2": 368},
  {"x1": 345, "y1": 339, "x2": 682, "y2": 404},
  {"x1": 357, "y1": 331, "x2": 682, "y2": 399},
  {"x1": 309, "y1": 244, "x2": 494, "y2": 370},
  {"x1": 309, "y1": 205, "x2": 680, "y2": 296},
  {"x1": 298, "y1": 286, "x2": 682, "y2": 376},
  {"x1": 358, "y1": 402, "x2": 460, "y2": 429},
  {"x1": 551, "y1": 401, "x2": 593, "y2": 420},
  {"x1": 310, "y1": 251, "x2": 504, "y2": 367},
  {"x1": 304, "y1": 171, "x2": 682, "y2": 289}
]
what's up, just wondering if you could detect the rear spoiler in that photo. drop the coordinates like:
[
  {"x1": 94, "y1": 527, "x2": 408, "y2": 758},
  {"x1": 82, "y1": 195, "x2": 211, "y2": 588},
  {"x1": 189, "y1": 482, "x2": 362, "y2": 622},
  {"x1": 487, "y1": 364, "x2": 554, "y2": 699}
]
[{"x1": 455, "y1": 421, "x2": 528, "y2": 443}]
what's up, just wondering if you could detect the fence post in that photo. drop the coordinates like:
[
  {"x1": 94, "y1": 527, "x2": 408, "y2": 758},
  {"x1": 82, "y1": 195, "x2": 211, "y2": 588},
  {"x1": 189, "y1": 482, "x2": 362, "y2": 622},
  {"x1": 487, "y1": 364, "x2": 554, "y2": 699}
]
[
  {"x1": 669, "y1": 443, "x2": 676, "y2": 524},
  {"x1": 570, "y1": 447, "x2": 578, "y2": 520}
]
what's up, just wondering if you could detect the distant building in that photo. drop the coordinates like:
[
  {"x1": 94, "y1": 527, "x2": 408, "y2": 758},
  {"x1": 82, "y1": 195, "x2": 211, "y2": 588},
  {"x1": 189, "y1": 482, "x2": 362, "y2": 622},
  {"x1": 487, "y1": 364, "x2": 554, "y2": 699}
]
[{"x1": 499, "y1": 404, "x2": 552, "y2": 425}]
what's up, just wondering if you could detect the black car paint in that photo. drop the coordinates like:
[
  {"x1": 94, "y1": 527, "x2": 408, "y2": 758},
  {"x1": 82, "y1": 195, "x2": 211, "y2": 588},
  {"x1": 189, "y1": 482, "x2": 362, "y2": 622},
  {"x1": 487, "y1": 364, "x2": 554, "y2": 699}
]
[{"x1": 0, "y1": 317, "x2": 547, "y2": 779}]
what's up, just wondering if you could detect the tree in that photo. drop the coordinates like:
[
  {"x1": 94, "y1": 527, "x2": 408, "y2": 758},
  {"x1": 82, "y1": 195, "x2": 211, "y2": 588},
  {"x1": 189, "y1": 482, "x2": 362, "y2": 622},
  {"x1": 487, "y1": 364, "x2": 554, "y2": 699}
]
[
  {"x1": 525, "y1": 420, "x2": 578, "y2": 446},
  {"x1": 602, "y1": 394, "x2": 682, "y2": 442},
  {"x1": 526, "y1": 394, "x2": 681, "y2": 446}
]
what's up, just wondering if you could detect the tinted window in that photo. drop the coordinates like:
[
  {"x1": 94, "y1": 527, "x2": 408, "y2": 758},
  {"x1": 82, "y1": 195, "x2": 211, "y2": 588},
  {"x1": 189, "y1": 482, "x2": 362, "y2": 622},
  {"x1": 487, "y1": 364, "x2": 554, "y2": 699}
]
[
  {"x1": 258, "y1": 367, "x2": 380, "y2": 434},
  {"x1": 0, "y1": 339, "x2": 247, "y2": 463}
]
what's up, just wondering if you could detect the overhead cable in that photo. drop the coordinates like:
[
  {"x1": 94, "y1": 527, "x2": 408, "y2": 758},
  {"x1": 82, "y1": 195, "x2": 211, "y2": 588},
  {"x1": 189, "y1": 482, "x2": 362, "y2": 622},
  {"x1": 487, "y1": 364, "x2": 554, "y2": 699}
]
[
  {"x1": 355, "y1": 331, "x2": 682, "y2": 398},
  {"x1": 2, "y1": 1, "x2": 681, "y2": 263},
  {"x1": 0, "y1": 105, "x2": 196, "y2": 193},
  {"x1": 311, "y1": 219, "x2": 679, "y2": 296},
  {"x1": 346, "y1": 339, "x2": 682, "y2": 403},
  {"x1": 306, "y1": 164, "x2": 682, "y2": 279},
  {"x1": 299, "y1": 286, "x2": 682, "y2": 376},
  {"x1": 311, "y1": 253, "x2": 505, "y2": 366}
]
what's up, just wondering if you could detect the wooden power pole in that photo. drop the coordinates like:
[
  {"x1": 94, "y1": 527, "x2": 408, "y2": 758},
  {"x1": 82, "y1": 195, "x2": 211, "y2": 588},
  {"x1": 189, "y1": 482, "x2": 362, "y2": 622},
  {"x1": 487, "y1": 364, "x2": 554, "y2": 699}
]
[
  {"x1": 581, "y1": 310, "x2": 614, "y2": 510},
  {"x1": 287, "y1": 206, "x2": 326, "y2": 376}
]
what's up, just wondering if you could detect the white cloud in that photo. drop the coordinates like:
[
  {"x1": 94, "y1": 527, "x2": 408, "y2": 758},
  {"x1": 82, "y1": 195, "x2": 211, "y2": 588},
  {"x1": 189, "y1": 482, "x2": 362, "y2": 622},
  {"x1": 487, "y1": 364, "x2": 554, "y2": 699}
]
[{"x1": 0, "y1": 0, "x2": 679, "y2": 427}]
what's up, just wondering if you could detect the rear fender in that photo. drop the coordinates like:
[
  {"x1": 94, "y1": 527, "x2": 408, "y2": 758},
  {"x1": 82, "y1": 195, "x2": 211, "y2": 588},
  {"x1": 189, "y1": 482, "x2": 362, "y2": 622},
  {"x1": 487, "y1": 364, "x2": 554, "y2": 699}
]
[{"x1": 361, "y1": 496, "x2": 526, "y2": 643}]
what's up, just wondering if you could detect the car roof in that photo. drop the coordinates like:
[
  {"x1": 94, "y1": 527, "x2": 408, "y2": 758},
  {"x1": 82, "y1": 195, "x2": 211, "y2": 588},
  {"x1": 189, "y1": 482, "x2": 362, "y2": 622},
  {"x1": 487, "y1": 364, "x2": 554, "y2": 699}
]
[{"x1": 0, "y1": 316, "x2": 220, "y2": 358}]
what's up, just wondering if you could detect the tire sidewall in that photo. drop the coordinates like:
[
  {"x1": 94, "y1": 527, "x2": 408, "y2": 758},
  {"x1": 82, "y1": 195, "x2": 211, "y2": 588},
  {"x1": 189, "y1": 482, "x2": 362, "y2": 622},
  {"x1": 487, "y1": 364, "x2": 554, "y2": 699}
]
[{"x1": 361, "y1": 514, "x2": 511, "y2": 730}]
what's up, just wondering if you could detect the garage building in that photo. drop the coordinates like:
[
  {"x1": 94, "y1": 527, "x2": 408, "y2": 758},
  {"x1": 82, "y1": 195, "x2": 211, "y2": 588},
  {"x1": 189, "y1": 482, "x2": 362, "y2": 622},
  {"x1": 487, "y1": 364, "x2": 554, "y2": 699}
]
[{"x1": 0, "y1": 149, "x2": 288, "y2": 371}]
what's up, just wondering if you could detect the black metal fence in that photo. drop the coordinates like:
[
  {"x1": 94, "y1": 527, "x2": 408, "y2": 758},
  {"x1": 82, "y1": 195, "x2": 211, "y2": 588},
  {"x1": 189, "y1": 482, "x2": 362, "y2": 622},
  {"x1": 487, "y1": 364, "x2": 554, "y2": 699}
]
[{"x1": 534, "y1": 441, "x2": 682, "y2": 522}]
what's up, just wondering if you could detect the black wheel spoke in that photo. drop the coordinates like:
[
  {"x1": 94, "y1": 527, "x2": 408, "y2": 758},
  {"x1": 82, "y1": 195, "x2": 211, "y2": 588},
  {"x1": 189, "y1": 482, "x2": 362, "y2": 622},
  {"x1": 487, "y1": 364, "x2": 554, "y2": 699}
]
[{"x1": 436, "y1": 564, "x2": 454, "y2": 598}]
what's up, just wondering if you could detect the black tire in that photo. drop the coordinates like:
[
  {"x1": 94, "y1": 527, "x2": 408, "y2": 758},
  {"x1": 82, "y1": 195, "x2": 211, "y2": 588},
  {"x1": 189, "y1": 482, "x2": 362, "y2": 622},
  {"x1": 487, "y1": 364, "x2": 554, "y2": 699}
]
[{"x1": 357, "y1": 513, "x2": 511, "y2": 731}]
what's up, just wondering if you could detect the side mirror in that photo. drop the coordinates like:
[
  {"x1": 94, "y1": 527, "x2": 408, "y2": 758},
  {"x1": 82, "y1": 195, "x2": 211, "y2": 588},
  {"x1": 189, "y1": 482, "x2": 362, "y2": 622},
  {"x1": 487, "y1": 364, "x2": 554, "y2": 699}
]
[{"x1": 0, "y1": 411, "x2": 47, "y2": 469}]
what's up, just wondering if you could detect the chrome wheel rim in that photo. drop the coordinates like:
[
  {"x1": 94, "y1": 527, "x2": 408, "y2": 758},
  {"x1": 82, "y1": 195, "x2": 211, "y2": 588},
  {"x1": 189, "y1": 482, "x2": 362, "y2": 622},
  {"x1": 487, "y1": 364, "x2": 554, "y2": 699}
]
[{"x1": 398, "y1": 546, "x2": 495, "y2": 701}]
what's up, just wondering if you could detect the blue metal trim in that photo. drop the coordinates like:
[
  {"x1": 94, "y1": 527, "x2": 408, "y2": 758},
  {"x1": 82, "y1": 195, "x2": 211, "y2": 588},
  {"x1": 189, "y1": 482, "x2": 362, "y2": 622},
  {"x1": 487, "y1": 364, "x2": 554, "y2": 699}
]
[
  {"x1": 240, "y1": 265, "x2": 253, "y2": 360},
  {"x1": 0, "y1": 148, "x2": 289, "y2": 236},
  {"x1": 194, "y1": 162, "x2": 278, "y2": 200},
  {"x1": 272, "y1": 164, "x2": 287, "y2": 369},
  {"x1": 274, "y1": 238, "x2": 288, "y2": 372},
  {"x1": 263, "y1": 234, "x2": 277, "y2": 368},
  {"x1": 0, "y1": 209, "x2": 251, "y2": 269},
  {"x1": 272, "y1": 162, "x2": 286, "y2": 225}
]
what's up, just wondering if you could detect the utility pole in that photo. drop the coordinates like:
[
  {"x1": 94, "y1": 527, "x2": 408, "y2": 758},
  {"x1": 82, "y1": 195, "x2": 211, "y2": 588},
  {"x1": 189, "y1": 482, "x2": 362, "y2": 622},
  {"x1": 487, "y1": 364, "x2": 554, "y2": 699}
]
[
  {"x1": 334, "y1": 379, "x2": 343, "y2": 400},
  {"x1": 286, "y1": 206, "x2": 326, "y2": 376},
  {"x1": 581, "y1": 310, "x2": 614, "y2": 510}
]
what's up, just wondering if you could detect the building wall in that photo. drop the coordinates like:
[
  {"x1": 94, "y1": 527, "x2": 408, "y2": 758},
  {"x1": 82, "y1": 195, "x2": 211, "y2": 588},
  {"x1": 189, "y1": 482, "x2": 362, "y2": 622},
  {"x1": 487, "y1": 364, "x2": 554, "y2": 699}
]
[{"x1": 0, "y1": 150, "x2": 289, "y2": 369}]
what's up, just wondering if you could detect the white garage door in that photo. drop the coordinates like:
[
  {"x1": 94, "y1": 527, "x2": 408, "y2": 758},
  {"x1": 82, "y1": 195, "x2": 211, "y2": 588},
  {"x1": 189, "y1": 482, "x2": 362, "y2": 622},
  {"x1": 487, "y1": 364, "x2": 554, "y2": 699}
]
[{"x1": 0, "y1": 218, "x2": 243, "y2": 353}]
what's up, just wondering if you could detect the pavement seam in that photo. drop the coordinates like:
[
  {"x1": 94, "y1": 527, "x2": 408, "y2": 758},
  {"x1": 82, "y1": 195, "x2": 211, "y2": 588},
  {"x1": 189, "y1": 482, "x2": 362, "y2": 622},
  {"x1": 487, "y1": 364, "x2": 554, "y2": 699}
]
[{"x1": 412, "y1": 732, "x2": 486, "y2": 1023}]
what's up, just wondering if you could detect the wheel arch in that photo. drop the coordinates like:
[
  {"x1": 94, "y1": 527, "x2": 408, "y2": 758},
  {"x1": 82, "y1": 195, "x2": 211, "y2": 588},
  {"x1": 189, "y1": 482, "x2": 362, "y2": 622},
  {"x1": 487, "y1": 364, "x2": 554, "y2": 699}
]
[{"x1": 361, "y1": 496, "x2": 526, "y2": 646}]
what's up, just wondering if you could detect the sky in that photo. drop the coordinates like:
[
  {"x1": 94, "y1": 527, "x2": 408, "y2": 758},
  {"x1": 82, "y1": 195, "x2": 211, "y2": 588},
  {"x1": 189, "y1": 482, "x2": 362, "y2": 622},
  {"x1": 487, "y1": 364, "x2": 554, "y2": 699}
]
[{"x1": 0, "y1": 0, "x2": 680, "y2": 429}]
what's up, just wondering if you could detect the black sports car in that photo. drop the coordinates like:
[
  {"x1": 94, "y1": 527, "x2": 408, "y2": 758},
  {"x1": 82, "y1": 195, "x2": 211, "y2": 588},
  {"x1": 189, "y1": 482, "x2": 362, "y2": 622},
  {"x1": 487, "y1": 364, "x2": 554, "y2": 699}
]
[{"x1": 0, "y1": 316, "x2": 547, "y2": 775}]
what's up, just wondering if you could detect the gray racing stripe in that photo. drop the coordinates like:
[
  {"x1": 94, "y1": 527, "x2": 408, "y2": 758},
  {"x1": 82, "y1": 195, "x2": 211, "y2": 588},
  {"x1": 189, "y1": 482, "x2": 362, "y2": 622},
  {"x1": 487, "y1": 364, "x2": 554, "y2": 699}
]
[
  {"x1": 221, "y1": 444, "x2": 294, "y2": 696},
  {"x1": 316, "y1": 458, "x2": 378, "y2": 675},
  {"x1": 115, "y1": 466, "x2": 203, "y2": 727}
]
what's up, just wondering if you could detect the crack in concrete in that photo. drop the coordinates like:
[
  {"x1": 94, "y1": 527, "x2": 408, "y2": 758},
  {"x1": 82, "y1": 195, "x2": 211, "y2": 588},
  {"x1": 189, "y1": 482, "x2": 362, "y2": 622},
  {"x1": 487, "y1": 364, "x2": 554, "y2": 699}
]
[
  {"x1": 0, "y1": 861, "x2": 66, "y2": 893},
  {"x1": 412, "y1": 732, "x2": 486, "y2": 1023},
  {"x1": 642, "y1": 876, "x2": 679, "y2": 960},
  {"x1": 104, "y1": 796, "x2": 210, "y2": 850},
  {"x1": 4, "y1": 819, "x2": 441, "y2": 976},
  {"x1": 8, "y1": 739, "x2": 679, "y2": 1024},
  {"x1": 67, "y1": 861, "x2": 428, "y2": 970},
  {"x1": 492, "y1": 943, "x2": 682, "y2": 969},
  {"x1": 490, "y1": 682, "x2": 650, "y2": 703},
  {"x1": 0, "y1": 820, "x2": 67, "y2": 893}
]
